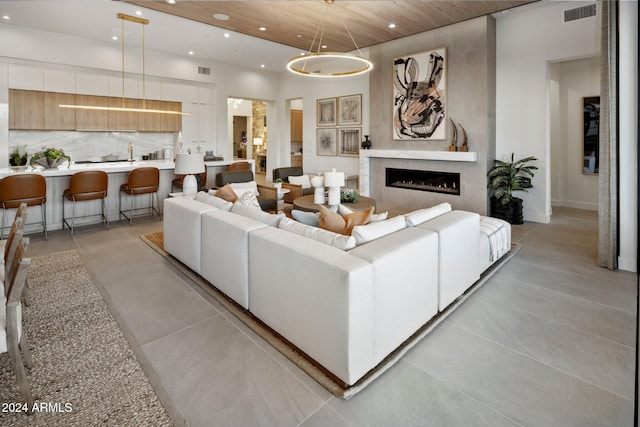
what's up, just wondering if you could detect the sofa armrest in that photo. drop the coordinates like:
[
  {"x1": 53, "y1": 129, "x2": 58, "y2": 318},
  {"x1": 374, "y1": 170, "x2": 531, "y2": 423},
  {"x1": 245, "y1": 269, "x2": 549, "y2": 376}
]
[{"x1": 282, "y1": 182, "x2": 302, "y2": 203}]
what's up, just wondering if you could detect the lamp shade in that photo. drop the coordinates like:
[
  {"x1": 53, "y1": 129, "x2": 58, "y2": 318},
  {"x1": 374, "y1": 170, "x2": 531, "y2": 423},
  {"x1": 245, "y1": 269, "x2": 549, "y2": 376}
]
[
  {"x1": 174, "y1": 153, "x2": 205, "y2": 175},
  {"x1": 324, "y1": 168, "x2": 345, "y2": 187},
  {"x1": 253, "y1": 137, "x2": 263, "y2": 146}
]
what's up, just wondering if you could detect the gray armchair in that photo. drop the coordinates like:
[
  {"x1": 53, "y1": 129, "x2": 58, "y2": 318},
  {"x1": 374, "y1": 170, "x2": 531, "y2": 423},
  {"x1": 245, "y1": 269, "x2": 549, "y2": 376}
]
[
  {"x1": 215, "y1": 170, "x2": 277, "y2": 212},
  {"x1": 272, "y1": 167, "x2": 313, "y2": 203}
]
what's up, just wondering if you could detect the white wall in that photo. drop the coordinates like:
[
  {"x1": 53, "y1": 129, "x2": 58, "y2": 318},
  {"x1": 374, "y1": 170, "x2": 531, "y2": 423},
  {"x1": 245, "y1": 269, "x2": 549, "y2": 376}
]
[
  {"x1": 550, "y1": 56, "x2": 600, "y2": 211},
  {"x1": 496, "y1": 1, "x2": 600, "y2": 223}
]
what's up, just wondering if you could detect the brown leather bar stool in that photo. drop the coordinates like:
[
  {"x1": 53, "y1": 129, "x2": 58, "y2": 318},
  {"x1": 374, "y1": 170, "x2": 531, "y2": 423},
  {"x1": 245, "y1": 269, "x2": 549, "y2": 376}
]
[
  {"x1": 119, "y1": 167, "x2": 161, "y2": 224},
  {"x1": 62, "y1": 171, "x2": 109, "y2": 235},
  {"x1": 0, "y1": 174, "x2": 47, "y2": 240},
  {"x1": 227, "y1": 161, "x2": 251, "y2": 172}
]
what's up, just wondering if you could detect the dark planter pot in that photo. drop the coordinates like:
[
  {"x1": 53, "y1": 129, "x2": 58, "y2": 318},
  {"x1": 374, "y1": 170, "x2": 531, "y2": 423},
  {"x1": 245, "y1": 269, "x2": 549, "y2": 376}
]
[{"x1": 491, "y1": 197, "x2": 524, "y2": 224}]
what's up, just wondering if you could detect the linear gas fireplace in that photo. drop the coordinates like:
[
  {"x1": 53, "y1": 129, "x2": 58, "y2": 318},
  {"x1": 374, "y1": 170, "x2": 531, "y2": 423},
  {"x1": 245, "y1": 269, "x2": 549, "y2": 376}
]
[{"x1": 386, "y1": 168, "x2": 460, "y2": 195}]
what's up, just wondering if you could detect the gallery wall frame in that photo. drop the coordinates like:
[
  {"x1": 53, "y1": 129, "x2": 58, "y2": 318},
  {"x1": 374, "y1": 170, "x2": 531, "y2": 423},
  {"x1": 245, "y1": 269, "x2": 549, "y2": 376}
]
[
  {"x1": 338, "y1": 94, "x2": 362, "y2": 126},
  {"x1": 393, "y1": 46, "x2": 447, "y2": 141},
  {"x1": 317, "y1": 97, "x2": 337, "y2": 127},
  {"x1": 317, "y1": 128, "x2": 338, "y2": 156},
  {"x1": 339, "y1": 127, "x2": 361, "y2": 157}
]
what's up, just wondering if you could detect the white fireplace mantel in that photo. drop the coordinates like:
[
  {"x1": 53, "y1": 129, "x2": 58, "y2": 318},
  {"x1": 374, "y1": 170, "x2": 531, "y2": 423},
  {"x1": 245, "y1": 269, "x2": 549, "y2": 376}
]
[{"x1": 359, "y1": 149, "x2": 478, "y2": 196}]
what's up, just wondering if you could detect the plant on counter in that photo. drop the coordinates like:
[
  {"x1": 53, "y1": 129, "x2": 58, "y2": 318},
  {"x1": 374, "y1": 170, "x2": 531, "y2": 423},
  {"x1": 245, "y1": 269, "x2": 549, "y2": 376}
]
[
  {"x1": 487, "y1": 153, "x2": 538, "y2": 224},
  {"x1": 30, "y1": 147, "x2": 71, "y2": 169},
  {"x1": 340, "y1": 188, "x2": 359, "y2": 203},
  {"x1": 9, "y1": 145, "x2": 28, "y2": 167}
]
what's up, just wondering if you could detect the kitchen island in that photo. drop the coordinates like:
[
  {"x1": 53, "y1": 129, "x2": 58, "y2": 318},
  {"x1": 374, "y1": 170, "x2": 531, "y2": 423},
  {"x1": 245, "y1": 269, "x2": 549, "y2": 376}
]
[{"x1": 0, "y1": 159, "x2": 254, "y2": 233}]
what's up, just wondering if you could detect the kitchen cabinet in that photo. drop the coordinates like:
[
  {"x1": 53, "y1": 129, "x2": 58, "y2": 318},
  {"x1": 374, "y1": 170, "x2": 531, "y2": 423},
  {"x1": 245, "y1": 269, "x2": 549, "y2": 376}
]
[
  {"x1": 75, "y1": 94, "x2": 109, "y2": 131},
  {"x1": 108, "y1": 97, "x2": 138, "y2": 131},
  {"x1": 9, "y1": 89, "x2": 44, "y2": 130},
  {"x1": 291, "y1": 109, "x2": 303, "y2": 142},
  {"x1": 291, "y1": 155, "x2": 303, "y2": 168},
  {"x1": 182, "y1": 101, "x2": 213, "y2": 151},
  {"x1": 76, "y1": 73, "x2": 109, "y2": 96},
  {"x1": 8, "y1": 65, "x2": 43, "y2": 91},
  {"x1": 137, "y1": 99, "x2": 161, "y2": 132},
  {"x1": 44, "y1": 92, "x2": 76, "y2": 130},
  {"x1": 44, "y1": 69, "x2": 76, "y2": 93}
]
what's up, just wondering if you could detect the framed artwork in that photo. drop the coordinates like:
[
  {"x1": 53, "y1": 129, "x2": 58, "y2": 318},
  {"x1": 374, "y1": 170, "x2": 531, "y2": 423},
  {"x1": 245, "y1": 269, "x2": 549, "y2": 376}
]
[
  {"x1": 317, "y1": 97, "x2": 336, "y2": 126},
  {"x1": 393, "y1": 46, "x2": 447, "y2": 140},
  {"x1": 316, "y1": 128, "x2": 337, "y2": 156},
  {"x1": 582, "y1": 96, "x2": 600, "y2": 174},
  {"x1": 339, "y1": 127, "x2": 361, "y2": 157},
  {"x1": 338, "y1": 94, "x2": 362, "y2": 126}
]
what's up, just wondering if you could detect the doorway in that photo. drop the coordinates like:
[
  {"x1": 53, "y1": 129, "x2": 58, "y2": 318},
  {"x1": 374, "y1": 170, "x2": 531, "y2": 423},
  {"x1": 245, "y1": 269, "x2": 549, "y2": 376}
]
[{"x1": 233, "y1": 116, "x2": 247, "y2": 159}]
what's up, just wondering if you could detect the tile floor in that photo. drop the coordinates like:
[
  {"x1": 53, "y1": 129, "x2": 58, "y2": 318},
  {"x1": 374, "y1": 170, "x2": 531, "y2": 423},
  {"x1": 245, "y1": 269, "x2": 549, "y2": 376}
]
[{"x1": 25, "y1": 206, "x2": 637, "y2": 427}]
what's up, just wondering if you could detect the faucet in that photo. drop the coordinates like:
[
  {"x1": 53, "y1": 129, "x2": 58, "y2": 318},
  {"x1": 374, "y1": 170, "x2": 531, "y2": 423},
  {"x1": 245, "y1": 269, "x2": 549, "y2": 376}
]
[{"x1": 127, "y1": 143, "x2": 133, "y2": 162}]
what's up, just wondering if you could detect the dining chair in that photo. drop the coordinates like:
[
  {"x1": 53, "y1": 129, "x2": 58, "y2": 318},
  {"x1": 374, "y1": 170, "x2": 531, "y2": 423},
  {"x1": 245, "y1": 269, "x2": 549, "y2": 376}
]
[{"x1": 1, "y1": 240, "x2": 33, "y2": 409}]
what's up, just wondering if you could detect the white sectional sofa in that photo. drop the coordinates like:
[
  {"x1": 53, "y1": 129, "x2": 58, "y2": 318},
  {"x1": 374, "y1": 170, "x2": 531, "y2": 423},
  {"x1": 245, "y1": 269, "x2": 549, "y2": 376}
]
[{"x1": 163, "y1": 192, "x2": 511, "y2": 387}]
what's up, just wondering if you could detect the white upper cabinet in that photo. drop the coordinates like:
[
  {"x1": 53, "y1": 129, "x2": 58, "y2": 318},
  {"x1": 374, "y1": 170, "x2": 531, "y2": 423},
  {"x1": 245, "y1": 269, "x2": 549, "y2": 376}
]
[
  {"x1": 9, "y1": 64, "x2": 43, "y2": 90},
  {"x1": 138, "y1": 80, "x2": 162, "y2": 100},
  {"x1": 44, "y1": 69, "x2": 76, "y2": 93},
  {"x1": 76, "y1": 73, "x2": 109, "y2": 96},
  {"x1": 109, "y1": 76, "x2": 138, "y2": 98},
  {"x1": 0, "y1": 63, "x2": 8, "y2": 89},
  {"x1": 161, "y1": 82, "x2": 182, "y2": 102},
  {"x1": 181, "y1": 85, "x2": 198, "y2": 103},
  {"x1": 198, "y1": 87, "x2": 214, "y2": 104}
]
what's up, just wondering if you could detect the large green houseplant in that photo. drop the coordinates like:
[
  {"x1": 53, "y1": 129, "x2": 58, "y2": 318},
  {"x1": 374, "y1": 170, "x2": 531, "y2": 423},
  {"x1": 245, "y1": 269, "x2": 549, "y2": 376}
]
[{"x1": 487, "y1": 153, "x2": 538, "y2": 224}]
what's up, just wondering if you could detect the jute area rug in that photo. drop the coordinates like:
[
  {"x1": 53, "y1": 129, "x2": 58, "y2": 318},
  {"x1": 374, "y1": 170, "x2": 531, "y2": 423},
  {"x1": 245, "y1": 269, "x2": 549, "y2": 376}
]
[
  {"x1": 141, "y1": 231, "x2": 520, "y2": 400},
  {"x1": 0, "y1": 249, "x2": 173, "y2": 426}
]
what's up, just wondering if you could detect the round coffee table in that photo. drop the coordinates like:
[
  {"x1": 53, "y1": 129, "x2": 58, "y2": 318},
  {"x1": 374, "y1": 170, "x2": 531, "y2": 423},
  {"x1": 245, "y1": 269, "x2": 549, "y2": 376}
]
[{"x1": 292, "y1": 195, "x2": 376, "y2": 213}]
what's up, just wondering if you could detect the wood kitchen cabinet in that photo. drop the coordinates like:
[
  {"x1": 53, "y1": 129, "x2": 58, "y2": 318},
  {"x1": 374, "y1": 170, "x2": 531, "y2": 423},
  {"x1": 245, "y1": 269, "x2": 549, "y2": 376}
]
[
  {"x1": 75, "y1": 94, "x2": 109, "y2": 131},
  {"x1": 291, "y1": 155, "x2": 303, "y2": 168},
  {"x1": 159, "y1": 101, "x2": 182, "y2": 132},
  {"x1": 108, "y1": 97, "x2": 138, "y2": 131},
  {"x1": 9, "y1": 89, "x2": 44, "y2": 130},
  {"x1": 291, "y1": 109, "x2": 303, "y2": 142},
  {"x1": 44, "y1": 92, "x2": 76, "y2": 130}
]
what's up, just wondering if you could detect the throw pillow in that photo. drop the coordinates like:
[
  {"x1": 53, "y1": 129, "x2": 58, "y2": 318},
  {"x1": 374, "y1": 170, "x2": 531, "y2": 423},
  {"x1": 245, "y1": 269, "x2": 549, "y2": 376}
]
[
  {"x1": 231, "y1": 202, "x2": 284, "y2": 227},
  {"x1": 237, "y1": 191, "x2": 261, "y2": 209},
  {"x1": 338, "y1": 204, "x2": 388, "y2": 223},
  {"x1": 291, "y1": 209, "x2": 321, "y2": 227},
  {"x1": 215, "y1": 184, "x2": 238, "y2": 203},
  {"x1": 351, "y1": 215, "x2": 407, "y2": 245},
  {"x1": 318, "y1": 205, "x2": 373, "y2": 235},
  {"x1": 404, "y1": 202, "x2": 452, "y2": 227},
  {"x1": 288, "y1": 174, "x2": 311, "y2": 189},
  {"x1": 279, "y1": 217, "x2": 356, "y2": 250},
  {"x1": 229, "y1": 180, "x2": 259, "y2": 197},
  {"x1": 196, "y1": 191, "x2": 233, "y2": 211}
]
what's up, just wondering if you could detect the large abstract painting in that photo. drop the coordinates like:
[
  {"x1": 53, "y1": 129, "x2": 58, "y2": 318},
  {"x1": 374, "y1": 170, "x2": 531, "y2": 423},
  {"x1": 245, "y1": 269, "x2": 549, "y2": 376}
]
[{"x1": 393, "y1": 47, "x2": 446, "y2": 140}]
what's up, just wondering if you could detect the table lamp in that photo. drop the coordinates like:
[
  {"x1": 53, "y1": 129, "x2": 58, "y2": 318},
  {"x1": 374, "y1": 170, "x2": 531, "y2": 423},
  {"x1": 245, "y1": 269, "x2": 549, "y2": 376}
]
[
  {"x1": 174, "y1": 153, "x2": 205, "y2": 197},
  {"x1": 324, "y1": 168, "x2": 345, "y2": 206},
  {"x1": 253, "y1": 137, "x2": 263, "y2": 152}
]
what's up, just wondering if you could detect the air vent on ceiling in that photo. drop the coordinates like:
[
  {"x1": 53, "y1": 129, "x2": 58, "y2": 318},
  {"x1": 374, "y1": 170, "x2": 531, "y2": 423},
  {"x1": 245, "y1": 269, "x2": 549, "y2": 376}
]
[
  {"x1": 564, "y1": 4, "x2": 596, "y2": 23},
  {"x1": 198, "y1": 66, "x2": 211, "y2": 75}
]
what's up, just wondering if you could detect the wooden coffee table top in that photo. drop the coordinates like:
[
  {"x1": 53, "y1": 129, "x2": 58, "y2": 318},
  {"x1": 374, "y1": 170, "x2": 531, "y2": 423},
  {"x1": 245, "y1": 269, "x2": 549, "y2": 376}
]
[{"x1": 292, "y1": 195, "x2": 376, "y2": 213}]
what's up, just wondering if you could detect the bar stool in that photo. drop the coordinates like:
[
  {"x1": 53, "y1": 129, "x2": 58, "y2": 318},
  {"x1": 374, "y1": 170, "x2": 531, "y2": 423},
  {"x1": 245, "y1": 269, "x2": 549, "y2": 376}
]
[
  {"x1": 227, "y1": 161, "x2": 251, "y2": 172},
  {"x1": 119, "y1": 167, "x2": 161, "y2": 224},
  {"x1": 0, "y1": 174, "x2": 47, "y2": 240},
  {"x1": 62, "y1": 171, "x2": 109, "y2": 235}
]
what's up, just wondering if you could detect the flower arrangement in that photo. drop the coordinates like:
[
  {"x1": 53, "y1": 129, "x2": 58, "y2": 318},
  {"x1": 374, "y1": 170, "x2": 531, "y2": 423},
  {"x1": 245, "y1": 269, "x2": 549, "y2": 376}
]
[
  {"x1": 30, "y1": 147, "x2": 71, "y2": 169},
  {"x1": 340, "y1": 188, "x2": 359, "y2": 203}
]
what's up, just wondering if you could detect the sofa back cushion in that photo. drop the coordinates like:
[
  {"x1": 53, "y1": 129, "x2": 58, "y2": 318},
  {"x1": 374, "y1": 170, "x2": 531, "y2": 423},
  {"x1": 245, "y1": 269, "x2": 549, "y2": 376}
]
[
  {"x1": 231, "y1": 202, "x2": 284, "y2": 227},
  {"x1": 404, "y1": 203, "x2": 452, "y2": 227},
  {"x1": 197, "y1": 191, "x2": 233, "y2": 211},
  {"x1": 230, "y1": 180, "x2": 259, "y2": 197},
  {"x1": 351, "y1": 215, "x2": 407, "y2": 246},
  {"x1": 279, "y1": 217, "x2": 356, "y2": 250},
  {"x1": 272, "y1": 166, "x2": 303, "y2": 182},
  {"x1": 288, "y1": 174, "x2": 312, "y2": 189},
  {"x1": 216, "y1": 170, "x2": 254, "y2": 187}
]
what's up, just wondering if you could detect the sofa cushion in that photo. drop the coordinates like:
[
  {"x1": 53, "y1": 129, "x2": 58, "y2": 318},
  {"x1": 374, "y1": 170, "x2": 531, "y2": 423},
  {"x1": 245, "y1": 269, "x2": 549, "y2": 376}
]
[
  {"x1": 231, "y1": 202, "x2": 284, "y2": 227},
  {"x1": 237, "y1": 191, "x2": 261, "y2": 209},
  {"x1": 338, "y1": 204, "x2": 388, "y2": 223},
  {"x1": 291, "y1": 209, "x2": 321, "y2": 227},
  {"x1": 230, "y1": 180, "x2": 259, "y2": 197},
  {"x1": 197, "y1": 191, "x2": 233, "y2": 211},
  {"x1": 288, "y1": 174, "x2": 311, "y2": 189},
  {"x1": 279, "y1": 217, "x2": 356, "y2": 250},
  {"x1": 351, "y1": 215, "x2": 407, "y2": 245},
  {"x1": 404, "y1": 203, "x2": 452, "y2": 227},
  {"x1": 215, "y1": 184, "x2": 238, "y2": 203},
  {"x1": 318, "y1": 205, "x2": 374, "y2": 235}
]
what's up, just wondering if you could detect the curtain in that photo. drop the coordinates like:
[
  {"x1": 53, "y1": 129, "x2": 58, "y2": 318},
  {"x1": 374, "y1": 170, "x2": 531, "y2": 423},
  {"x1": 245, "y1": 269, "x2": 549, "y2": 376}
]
[{"x1": 598, "y1": 0, "x2": 619, "y2": 270}]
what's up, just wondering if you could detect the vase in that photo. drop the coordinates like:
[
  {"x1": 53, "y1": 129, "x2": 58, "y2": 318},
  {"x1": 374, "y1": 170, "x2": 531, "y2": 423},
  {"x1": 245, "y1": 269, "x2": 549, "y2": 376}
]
[
  {"x1": 491, "y1": 197, "x2": 523, "y2": 225},
  {"x1": 35, "y1": 157, "x2": 68, "y2": 169},
  {"x1": 361, "y1": 135, "x2": 372, "y2": 149}
]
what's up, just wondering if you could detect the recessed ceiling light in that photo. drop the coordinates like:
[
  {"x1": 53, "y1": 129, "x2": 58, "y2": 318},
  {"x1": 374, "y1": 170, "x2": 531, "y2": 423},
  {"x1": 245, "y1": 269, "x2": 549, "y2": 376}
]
[
  {"x1": 260, "y1": 64, "x2": 265, "y2": 68},
  {"x1": 2, "y1": 15, "x2": 10, "y2": 20},
  {"x1": 259, "y1": 27, "x2": 266, "y2": 31},
  {"x1": 188, "y1": 51, "x2": 194, "y2": 55},
  {"x1": 224, "y1": 33, "x2": 230, "y2": 38},
  {"x1": 388, "y1": 23, "x2": 396, "y2": 29},
  {"x1": 166, "y1": 0, "x2": 176, "y2": 4},
  {"x1": 135, "y1": 10, "x2": 143, "y2": 16},
  {"x1": 321, "y1": 45, "x2": 327, "y2": 49},
  {"x1": 112, "y1": 36, "x2": 118, "y2": 41},
  {"x1": 297, "y1": 34, "x2": 302, "y2": 38},
  {"x1": 213, "y1": 13, "x2": 229, "y2": 21}
]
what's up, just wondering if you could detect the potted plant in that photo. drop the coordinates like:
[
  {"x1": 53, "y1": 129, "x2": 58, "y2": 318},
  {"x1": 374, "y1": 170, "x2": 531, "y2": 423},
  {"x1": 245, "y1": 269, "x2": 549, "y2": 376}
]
[
  {"x1": 30, "y1": 147, "x2": 71, "y2": 169},
  {"x1": 487, "y1": 153, "x2": 538, "y2": 224},
  {"x1": 273, "y1": 178, "x2": 283, "y2": 190},
  {"x1": 340, "y1": 188, "x2": 359, "y2": 203},
  {"x1": 9, "y1": 145, "x2": 28, "y2": 168}
]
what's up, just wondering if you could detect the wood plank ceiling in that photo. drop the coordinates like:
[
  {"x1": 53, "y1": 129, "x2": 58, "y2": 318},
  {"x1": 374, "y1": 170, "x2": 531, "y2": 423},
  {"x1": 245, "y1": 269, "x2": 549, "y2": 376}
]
[{"x1": 119, "y1": 0, "x2": 537, "y2": 53}]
